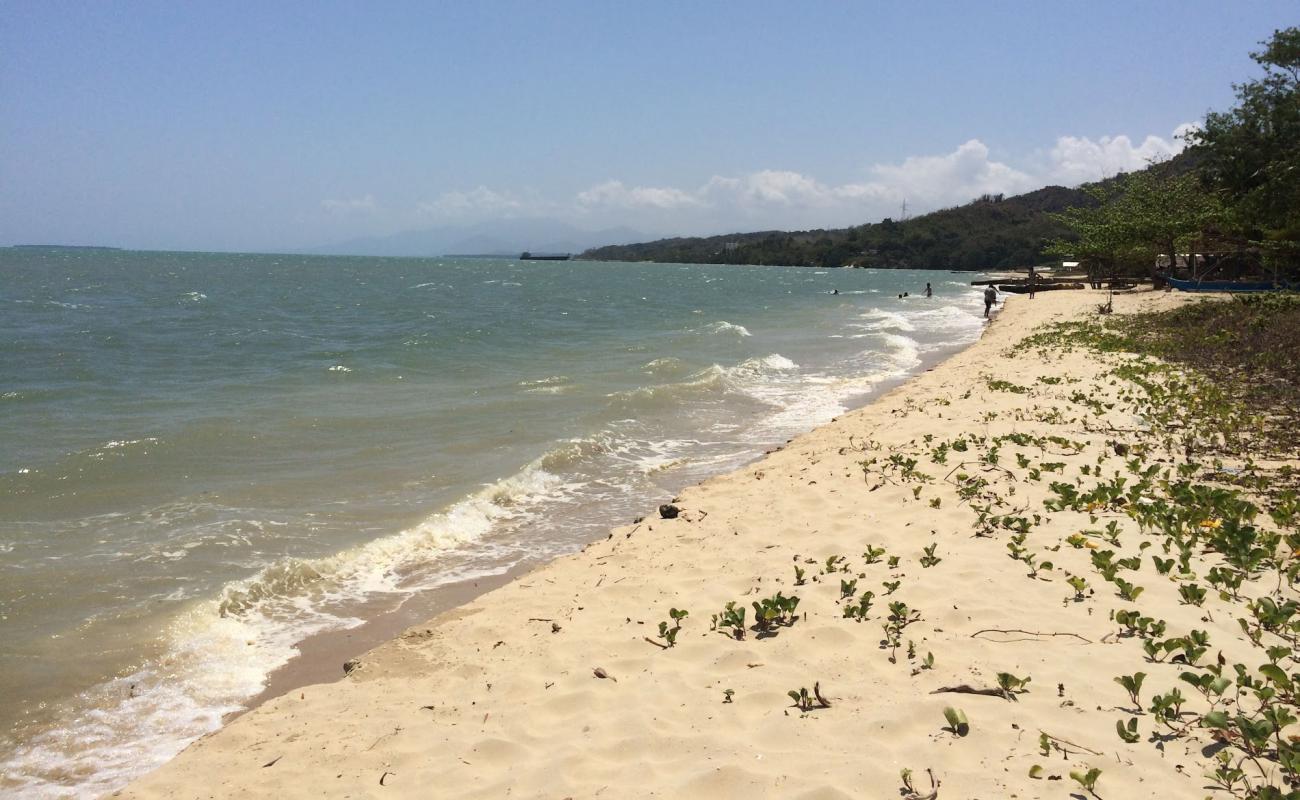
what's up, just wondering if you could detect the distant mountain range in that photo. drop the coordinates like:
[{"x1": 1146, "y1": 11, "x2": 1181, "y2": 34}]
[{"x1": 314, "y1": 218, "x2": 649, "y2": 258}]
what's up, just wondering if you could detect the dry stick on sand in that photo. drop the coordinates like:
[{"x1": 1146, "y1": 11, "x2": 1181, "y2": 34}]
[
  {"x1": 971, "y1": 628, "x2": 1093, "y2": 644},
  {"x1": 1040, "y1": 730, "x2": 1103, "y2": 757}
]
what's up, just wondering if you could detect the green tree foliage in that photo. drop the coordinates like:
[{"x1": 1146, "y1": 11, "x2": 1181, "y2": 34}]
[
  {"x1": 583, "y1": 186, "x2": 1090, "y2": 270},
  {"x1": 1045, "y1": 181, "x2": 1139, "y2": 278},
  {"x1": 1191, "y1": 27, "x2": 1300, "y2": 264},
  {"x1": 1047, "y1": 165, "x2": 1222, "y2": 278}
]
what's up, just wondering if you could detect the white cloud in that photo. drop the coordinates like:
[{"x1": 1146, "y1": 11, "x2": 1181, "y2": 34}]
[
  {"x1": 403, "y1": 124, "x2": 1197, "y2": 237},
  {"x1": 1044, "y1": 127, "x2": 1189, "y2": 184},
  {"x1": 577, "y1": 180, "x2": 703, "y2": 209},
  {"x1": 868, "y1": 139, "x2": 1038, "y2": 203},
  {"x1": 574, "y1": 140, "x2": 1037, "y2": 225},
  {"x1": 419, "y1": 186, "x2": 523, "y2": 217},
  {"x1": 700, "y1": 170, "x2": 879, "y2": 208},
  {"x1": 570, "y1": 125, "x2": 1196, "y2": 233},
  {"x1": 321, "y1": 194, "x2": 377, "y2": 215}
]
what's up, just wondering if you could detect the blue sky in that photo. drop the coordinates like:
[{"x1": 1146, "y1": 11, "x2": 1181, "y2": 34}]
[{"x1": 1, "y1": 2, "x2": 1295, "y2": 252}]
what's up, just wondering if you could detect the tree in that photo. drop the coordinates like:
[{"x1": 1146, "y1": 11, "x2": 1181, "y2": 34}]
[
  {"x1": 1190, "y1": 27, "x2": 1300, "y2": 267},
  {"x1": 1046, "y1": 183, "x2": 1129, "y2": 283},
  {"x1": 1046, "y1": 167, "x2": 1222, "y2": 282},
  {"x1": 1120, "y1": 167, "x2": 1224, "y2": 275}
]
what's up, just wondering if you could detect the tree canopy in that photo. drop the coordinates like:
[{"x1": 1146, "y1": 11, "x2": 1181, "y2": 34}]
[{"x1": 1189, "y1": 27, "x2": 1300, "y2": 264}]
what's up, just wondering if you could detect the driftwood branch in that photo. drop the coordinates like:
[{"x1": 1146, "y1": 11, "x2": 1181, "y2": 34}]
[{"x1": 931, "y1": 684, "x2": 1013, "y2": 701}]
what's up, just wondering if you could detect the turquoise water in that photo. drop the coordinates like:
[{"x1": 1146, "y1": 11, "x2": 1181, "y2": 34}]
[{"x1": 0, "y1": 249, "x2": 986, "y2": 796}]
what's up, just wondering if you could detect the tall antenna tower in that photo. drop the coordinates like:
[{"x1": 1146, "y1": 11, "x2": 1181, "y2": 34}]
[{"x1": 900, "y1": 199, "x2": 908, "y2": 221}]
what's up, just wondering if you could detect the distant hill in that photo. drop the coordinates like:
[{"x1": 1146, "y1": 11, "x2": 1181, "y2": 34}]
[
  {"x1": 581, "y1": 185, "x2": 1095, "y2": 270},
  {"x1": 315, "y1": 218, "x2": 648, "y2": 258},
  {"x1": 582, "y1": 149, "x2": 1213, "y2": 270}
]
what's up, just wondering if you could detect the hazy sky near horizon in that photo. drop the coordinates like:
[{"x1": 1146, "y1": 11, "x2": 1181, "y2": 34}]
[{"x1": 2, "y1": 2, "x2": 1296, "y2": 252}]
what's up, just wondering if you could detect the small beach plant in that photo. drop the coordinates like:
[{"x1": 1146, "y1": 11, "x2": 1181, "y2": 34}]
[
  {"x1": 752, "y1": 592, "x2": 800, "y2": 634},
  {"x1": 1178, "y1": 582, "x2": 1207, "y2": 606},
  {"x1": 1148, "y1": 687, "x2": 1187, "y2": 730},
  {"x1": 1067, "y1": 575, "x2": 1088, "y2": 601},
  {"x1": 995, "y1": 672, "x2": 1031, "y2": 697},
  {"x1": 656, "y1": 608, "x2": 687, "y2": 647},
  {"x1": 919, "y1": 543, "x2": 941, "y2": 568},
  {"x1": 1115, "y1": 672, "x2": 1146, "y2": 708},
  {"x1": 656, "y1": 620, "x2": 679, "y2": 647},
  {"x1": 899, "y1": 768, "x2": 940, "y2": 800},
  {"x1": 842, "y1": 590, "x2": 874, "y2": 621},
  {"x1": 786, "y1": 682, "x2": 830, "y2": 712},
  {"x1": 715, "y1": 601, "x2": 746, "y2": 640},
  {"x1": 1114, "y1": 577, "x2": 1144, "y2": 601},
  {"x1": 942, "y1": 706, "x2": 969, "y2": 737},
  {"x1": 1116, "y1": 717, "x2": 1141, "y2": 743},
  {"x1": 1069, "y1": 766, "x2": 1101, "y2": 798}
]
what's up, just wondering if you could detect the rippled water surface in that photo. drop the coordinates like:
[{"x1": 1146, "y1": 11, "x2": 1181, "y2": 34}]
[{"x1": 0, "y1": 249, "x2": 986, "y2": 796}]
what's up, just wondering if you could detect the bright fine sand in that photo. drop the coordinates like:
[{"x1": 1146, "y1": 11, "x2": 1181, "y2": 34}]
[{"x1": 119, "y1": 289, "x2": 1247, "y2": 799}]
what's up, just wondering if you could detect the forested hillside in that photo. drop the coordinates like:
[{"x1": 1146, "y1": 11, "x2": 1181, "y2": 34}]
[{"x1": 582, "y1": 184, "x2": 1094, "y2": 270}]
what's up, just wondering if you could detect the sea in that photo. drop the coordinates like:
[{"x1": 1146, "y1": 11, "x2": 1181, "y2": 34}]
[{"x1": 0, "y1": 249, "x2": 988, "y2": 797}]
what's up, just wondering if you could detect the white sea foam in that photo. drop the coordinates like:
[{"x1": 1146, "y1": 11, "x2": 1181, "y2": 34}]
[
  {"x1": 3, "y1": 458, "x2": 574, "y2": 798},
  {"x1": 642, "y1": 357, "x2": 686, "y2": 374},
  {"x1": 857, "y1": 308, "x2": 916, "y2": 332},
  {"x1": 519, "y1": 375, "x2": 573, "y2": 394},
  {"x1": 518, "y1": 375, "x2": 570, "y2": 387},
  {"x1": 703, "y1": 321, "x2": 752, "y2": 337},
  {"x1": 101, "y1": 437, "x2": 159, "y2": 450}
]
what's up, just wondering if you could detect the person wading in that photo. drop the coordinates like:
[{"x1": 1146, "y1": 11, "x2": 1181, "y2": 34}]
[{"x1": 984, "y1": 285, "x2": 997, "y2": 318}]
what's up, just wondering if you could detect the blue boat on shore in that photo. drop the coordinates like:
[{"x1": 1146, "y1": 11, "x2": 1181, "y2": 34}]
[{"x1": 1167, "y1": 277, "x2": 1295, "y2": 293}]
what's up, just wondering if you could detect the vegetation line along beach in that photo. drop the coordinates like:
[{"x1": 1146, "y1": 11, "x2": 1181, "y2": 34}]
[{"x1": 119, "y1": 289, "x2": 1300, "y2": 799}]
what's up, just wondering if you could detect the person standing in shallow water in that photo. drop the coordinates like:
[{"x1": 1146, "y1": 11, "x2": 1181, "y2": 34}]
[
  {"x1": 924, "y1": 283, "x2": 932, "y2": 298},
  {"x1": 984, "y1": 285, "x2": 997, "y2": 318}
]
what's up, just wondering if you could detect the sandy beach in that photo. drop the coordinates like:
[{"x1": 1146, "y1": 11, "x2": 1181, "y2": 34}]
[{"x1": 116, "y1": 288, "x2": 1289, "y2": 799}]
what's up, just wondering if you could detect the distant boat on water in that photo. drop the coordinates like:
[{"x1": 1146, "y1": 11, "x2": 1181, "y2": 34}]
[{"x1": 520, "y1": 252, "x2": 571, "y2": 261}]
